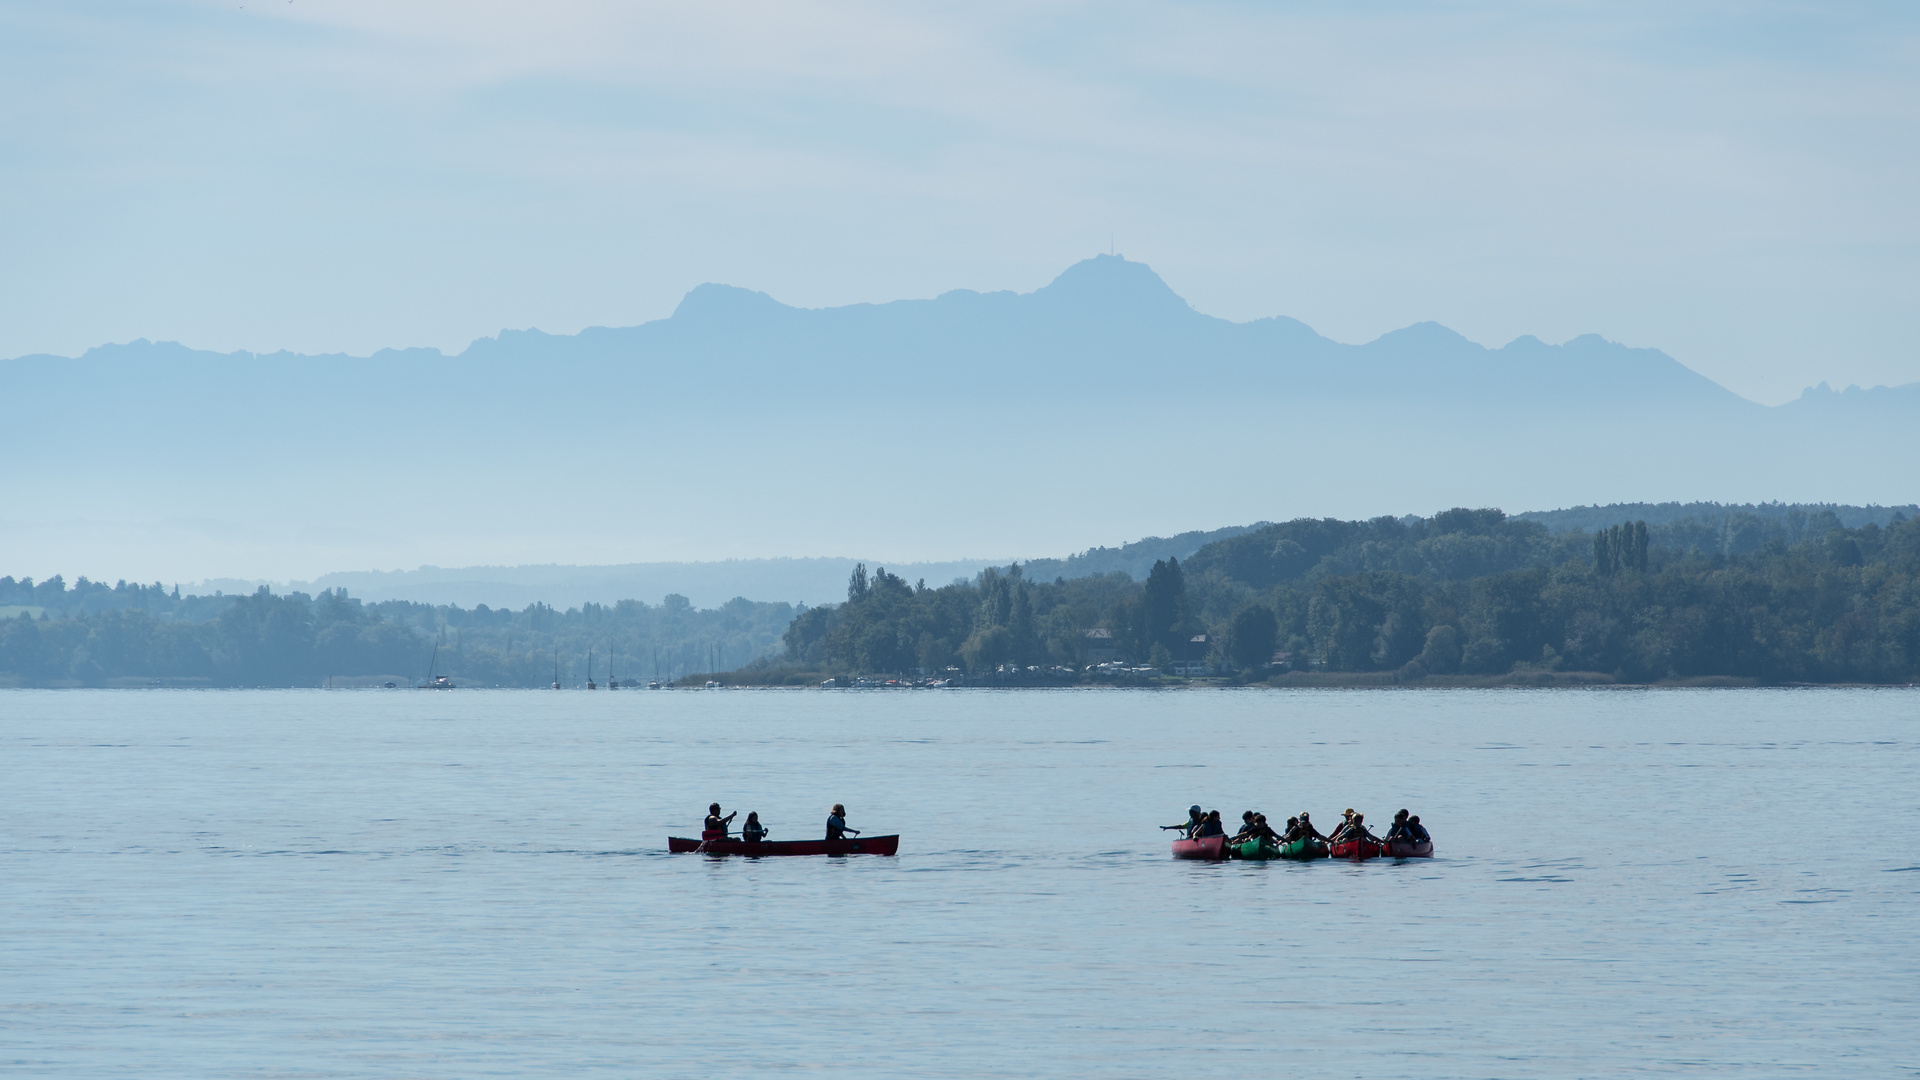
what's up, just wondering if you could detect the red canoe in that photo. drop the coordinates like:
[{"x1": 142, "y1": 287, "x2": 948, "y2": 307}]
[
  {"x1": 1171, "y1": 835, "x2": 1228, "y2": 860},
  {"x1": 668, "y1": 833, "x2": 899, "y2": 856},
  {"x1": 1386, "y1": 839, "x2": 1434, "y2": 858},
  {"x1": 1329, "y1": 838, "x2": 1388, "y2": 861}
]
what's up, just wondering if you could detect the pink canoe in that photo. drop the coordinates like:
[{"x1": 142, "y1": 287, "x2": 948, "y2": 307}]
[{"x1": 1171, "y1": 835, "x2": 1229, "y2": 860}]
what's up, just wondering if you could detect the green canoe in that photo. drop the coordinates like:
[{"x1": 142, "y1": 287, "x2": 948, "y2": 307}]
[
  {"x1": 1230, "y1": 838, "x2": 1284, "y2": 860},
  {"x1": 1278, "y1": 838, "x2": 1329, "y2": 861}
]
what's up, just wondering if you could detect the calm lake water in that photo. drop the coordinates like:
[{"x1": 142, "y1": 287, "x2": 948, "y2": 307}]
[{"x1": 3, "y1": 688, "x2": 1917, "y2": 1078}]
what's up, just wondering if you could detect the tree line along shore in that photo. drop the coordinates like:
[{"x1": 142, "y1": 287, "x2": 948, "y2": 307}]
[{"x1": 3, "y1": 505, "x2": 1917, "y2": 687}]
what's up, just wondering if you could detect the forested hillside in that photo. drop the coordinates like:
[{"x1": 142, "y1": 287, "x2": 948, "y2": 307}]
[
  {"x1": 771, "y1": 508, "x2": 1920, "y2": 684},
  {"x1": 0, "y1": 580, "x2": 791, "y2": 687},
  {"x1": 8, "y1": 503, "x2": 1918, "y2": 687},
  {"x1": 1515, "y1": 502, "x2": 1917, "y2": 541}
]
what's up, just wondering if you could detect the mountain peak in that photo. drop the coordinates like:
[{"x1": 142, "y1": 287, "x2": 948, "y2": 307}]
[
  {"x1": 1030, "y1": 254, "x2": 1195, "y2": 320},
  {"x1": 1369, "y1": 321, "x2": 1481, "y2": 353},
  {"x1": 671, "y1": 282, "x2": 790, "y2": 325}
]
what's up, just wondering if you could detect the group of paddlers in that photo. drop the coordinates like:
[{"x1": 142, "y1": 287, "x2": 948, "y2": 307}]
[
  {"x1": 703, "y1": 802, "x2": 862, "y2": 842},
  {"x1": 1165, "y1": 805, "x2": 1431, "y2": 847}
]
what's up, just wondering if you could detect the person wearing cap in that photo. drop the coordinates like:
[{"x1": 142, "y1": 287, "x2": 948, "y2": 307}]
[
  {"x1": 1195, "y1": 809, "x2": 1227, "y2": 838},
  {"x1": 825, "y1": 803, "x2": 860, "y2": 841},
  {"x1": 1162, "y1": 805, "x2": 1206, "y2": 839},
  {"x1": 1333, "y1": 812, "x2": 1381, "y2": 844},
  {"x1": 1293, "y1": 811, "x2": 1330, "y2": 843}
]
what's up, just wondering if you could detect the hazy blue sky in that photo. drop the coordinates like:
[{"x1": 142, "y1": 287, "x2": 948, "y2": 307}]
[{"x1": 3, "y1": 1, "x2": 1916, "y2": 404}]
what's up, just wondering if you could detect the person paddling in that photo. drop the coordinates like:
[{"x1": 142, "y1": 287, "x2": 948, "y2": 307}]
[
  {"x1": 1334, "y1": 812, "x2": 1381, "y2": 845},
  {"x1": 1195, "y1": 809, "x2": 1226, "y2": 838},
  {"x1": 825, "y1": 803, "x2": 860, "y2": 841},
  {"x1": 741, "y1": 811, "x2": 768, "y2": 843},
  {"x1": 705, "y1": 802, "x2": 737, "y2": 836},
  {"x1": 1294, "y1": 811, "x2": 1330, "y2": 843},
  {"x1": 1384, "y1": 809, "x2": 1412, "y2": 843},
  {"x1": 1162, "y1": 805, "x2": 1205, "y2": 838},
  {"x1": 1331, "y1": 812, "x2": 1358, "y2": 843},
  {"x1": 1230, "y1": 810, "x2": 1258, "y2": 843},
  {"x1": 1248, "y1": 813, "x2": 1281, "y2": 846}
]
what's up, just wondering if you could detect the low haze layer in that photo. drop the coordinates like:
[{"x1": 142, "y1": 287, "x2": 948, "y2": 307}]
[{"x1": 4, "y1": 258, "x2": 1916, "y2": 584}]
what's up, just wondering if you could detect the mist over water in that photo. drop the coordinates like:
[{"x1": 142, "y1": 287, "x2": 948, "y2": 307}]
[
  {"x1": 4, "y1": 688, "x2": 1916, "y2": 1077},
  {"x1": 12, "y1": 256, "x2": 1919, "y2": 585}
]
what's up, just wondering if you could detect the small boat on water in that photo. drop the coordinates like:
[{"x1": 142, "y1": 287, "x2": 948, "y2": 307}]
[
  {"x1": 668, "y1": 830, "x2": 899, "y2": 857},
  {"x1": 1279, "y1": 838, "x2": 1329, "y2": 861},
  {"x1": 417, "y1": 643, "x2": 454, "y2": 689},
  {"x1": 1330, "y1": 838, "x2": 1389, "y2": 861},
  {"x1": 1230, "y1": 838, "x2": 1283, "y2": 860},
  {"x1": 1171, "y1": 835, "x2": 1228, "y2": 860},
  {"x1": 1386, "y1": 838, "x2": 1434, "y2": 858}
]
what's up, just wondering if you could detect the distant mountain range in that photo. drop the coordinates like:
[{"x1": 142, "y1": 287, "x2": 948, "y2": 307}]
[
  {"x1": 23, "y1": 254, "x2": 1908, "y2": 413},
  {"x1": 5, "y1": 256, "x2": 1915, "y2": 583}
]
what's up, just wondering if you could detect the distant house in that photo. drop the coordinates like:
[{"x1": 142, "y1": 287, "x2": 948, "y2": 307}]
[
  {"x1": 1083, "y1": 628, "x2": 1117, "y2": 664},
  {"x1": 1172, "y1": 634, "x2": 1212, "y2": 677}
]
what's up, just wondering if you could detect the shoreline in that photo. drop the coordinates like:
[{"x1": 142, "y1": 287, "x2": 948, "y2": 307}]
[
  {"x1": 1, "y1": 678, "x2": 1913, "y2": 690},
  {"x1": 675, "y1": 670, "x2": 1914, "y2": 690}
]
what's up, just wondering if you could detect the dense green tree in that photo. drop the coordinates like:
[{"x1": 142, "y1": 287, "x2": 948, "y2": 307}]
[
  {"x1": 1415, "y1": 624, "x2": 1463, "y2": 673},
  {"x1": 1137, "y1": 558, "x2": 1190, "y2": 658},
  {"x1": 1225, "y1": 604, "x2": 1279, "y2": 670},
  {"x1": 1594, "y1": 521, "x2": 1650, "y2": 577}
]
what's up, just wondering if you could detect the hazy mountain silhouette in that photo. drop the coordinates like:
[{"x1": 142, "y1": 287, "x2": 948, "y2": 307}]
[
  {"x1": 10, "y1": 255, "x2": 1783, "y2": 416},
  {"x1": 433, "y1": 254, "x2": 1759, "y2": 411},
  {"x1": 4, "y1": 255, "x2": 1914, "y2": 582}
]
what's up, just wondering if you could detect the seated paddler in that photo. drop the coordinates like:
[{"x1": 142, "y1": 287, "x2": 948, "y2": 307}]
[
  {"x1": 704, "y1": 802, "x2": 737, "y2": 837},
  {"x1": 1230, "y1": 810, "x2": 1258, "y2": 843},
  {"x1": 1162, "y1": 805, "x2": 1206, "y2": 838},
  {"x1": 1334, "y1": 812, "x2": 1381, "y2": 844},
  {"x1": 1384, "y1": 809, "x2": 1412, "y2": 842},
  {"x1": 1195, "y1": 809, "x2": 1226, "y2": 838},
  {"x1": 1249, "y1": 813, "x2": 1281, "y2": 845},
  {"x1": 741, "y1": 811, "x2": 768, "y2": 843},
  {"x1": 1294, "y1": 811, "x2": 1329, "y2": 843},
  {"x1": 825, "y1": 803, "x2": 861, "y2": 841}
]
